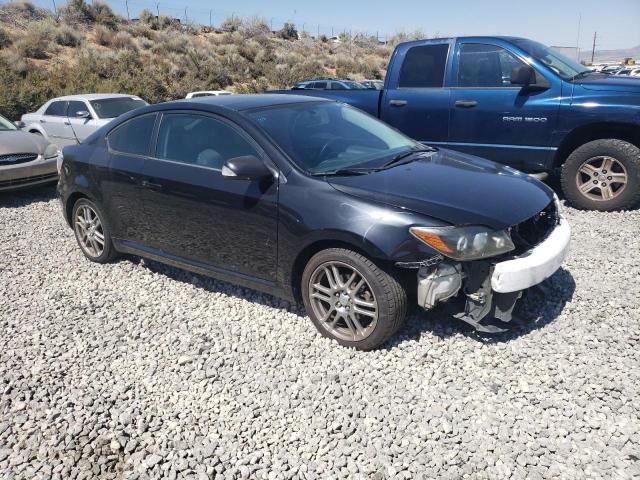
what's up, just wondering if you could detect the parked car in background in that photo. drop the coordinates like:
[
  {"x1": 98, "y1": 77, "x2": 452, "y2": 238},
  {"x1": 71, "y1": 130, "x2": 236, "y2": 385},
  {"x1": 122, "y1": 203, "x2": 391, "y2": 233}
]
[
  {"x1": 0, "y1": 113, "x2": 59, "y2": 191},
  {"x1": 360, "y1": 80, "x2": 385, "y2": 90},
  {"x1": 58, "y1": 95, "x2": 570, "y2": 350},
  {"x1": 293, "y1": 79, "x2": 367, "y2": 90},
  {"x1": 274, "y1": 37, "x2": 640, "y2": 211},
  {"x1": 631, "y1": 68, "x2": 640, "y2": 77},
  {"x1": 613, "y1": 68, "x2": 634, "y2": 76},
  {"x1": 21, "y1": 94, "x2": 148, "y2": 148},
  {"x1": 601, "y1": 65, "x2": 624, "y2": 74},
  {"x1": 185, "y1": 90, "x2": 233, "y2": 99}
]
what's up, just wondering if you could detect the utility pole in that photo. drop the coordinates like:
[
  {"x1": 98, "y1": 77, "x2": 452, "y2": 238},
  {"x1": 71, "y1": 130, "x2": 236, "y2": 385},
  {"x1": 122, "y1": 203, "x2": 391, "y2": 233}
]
[
  {"x1": 317, "y1": 24, "x2": 319, "y2": 39},
  {"x1": 124, "y1": 0, "x2": 130, "y2": 21},
  {"x1": 591, "y1": 32, "x2": 597, "y2": 64},
  {"x1": 209, "y1": 9, "x2": 212, "y2": 28},
  {"x1": 51, "y1": 0, "x2": 57, "y2": 18},
  {"x1": 184, "y1": 7, "x2": 188, "y2": 24},
  {"x1": 155, "y1": 2, "x2": 160, "y2": 18}
]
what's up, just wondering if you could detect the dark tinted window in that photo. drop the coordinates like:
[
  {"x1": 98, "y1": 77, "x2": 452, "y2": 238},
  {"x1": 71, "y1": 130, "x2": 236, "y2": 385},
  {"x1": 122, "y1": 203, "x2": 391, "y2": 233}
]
[
  {"x1": 398, "y1": 44, "x2": 449, "y2": 88},
  {"x1": 155, "y1": 113, "x2": 259, "y2": 170},
  {"x1": 90, "y1": 97, "x2": 147, "y2": 119},
  {"x1": 44, "y1": 101, "x2": 67, "y2": 117},
  {"x1": 458, "y1": 43, "x2": 526, "y2": 87},
  {"x1": 311, "y1": 82, "x2": 327, "y2": 89},
  {"x1": 67, "y1": 101, "x2": 90, "y2": 118},
  {"x1": 108, "y1": 114, "x2": 156, "y2": 156},
  {"x1": 330, "y1": 82, "x2": 347, "y2": 90}
]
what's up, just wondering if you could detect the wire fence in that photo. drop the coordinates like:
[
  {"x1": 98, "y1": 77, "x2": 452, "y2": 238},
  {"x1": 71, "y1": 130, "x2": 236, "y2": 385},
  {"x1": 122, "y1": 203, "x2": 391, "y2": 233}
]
[{"x1": 10, "y1": 0, "x2": 395, "y2": 42}]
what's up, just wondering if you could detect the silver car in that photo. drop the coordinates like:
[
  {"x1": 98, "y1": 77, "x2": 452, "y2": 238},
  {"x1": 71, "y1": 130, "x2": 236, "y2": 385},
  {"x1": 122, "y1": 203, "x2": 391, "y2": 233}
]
[
  {"x1": 0, "y1": 114, "x2": 59, "y2": 191},
  {"x1": 21, "y1": 94, "x2": 148, "y2": 148}
]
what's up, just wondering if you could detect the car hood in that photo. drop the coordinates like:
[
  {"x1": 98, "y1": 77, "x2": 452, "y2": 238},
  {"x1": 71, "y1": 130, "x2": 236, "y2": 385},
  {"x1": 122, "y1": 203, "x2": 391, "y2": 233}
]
[
  {"x1": 578, "y1": 75, "x2": 640, "y2": 93},
  {"x1": 326, "y1": 149, "x2": 554, "y2": 230},
  {"x1": 0, "y1": 130, "x2": 50, "y2": 155}
]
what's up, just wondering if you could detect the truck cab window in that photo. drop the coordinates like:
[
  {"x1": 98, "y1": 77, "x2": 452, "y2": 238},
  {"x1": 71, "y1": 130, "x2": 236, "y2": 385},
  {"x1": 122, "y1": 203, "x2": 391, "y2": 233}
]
[
  {"x1": 458, "y1": 43, "x2": 526, "y2": 87},
  {"x1": 398, "y1": 44, "x2": 449, "y2": 88}
]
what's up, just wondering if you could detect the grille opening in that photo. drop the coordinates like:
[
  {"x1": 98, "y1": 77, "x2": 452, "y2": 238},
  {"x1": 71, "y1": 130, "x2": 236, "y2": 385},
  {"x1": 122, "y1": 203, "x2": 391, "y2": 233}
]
[
  {"x1": 0, "y1": 153, "x2": 39, "y2": 166},
  {"x1": 510, "y1": 200, "x2": 559, "y2": 255}
]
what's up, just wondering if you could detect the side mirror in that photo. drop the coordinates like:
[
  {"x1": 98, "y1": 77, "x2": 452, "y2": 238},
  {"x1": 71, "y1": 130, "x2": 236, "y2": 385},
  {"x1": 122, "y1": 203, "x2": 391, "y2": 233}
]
[
  {"x1": 75, "y1": 111, "x2": 92, "y2": 119},
  {"x1": 14, "y1": 121, "x2": 25, "y2": 129},
  {"x1": 511, "y1": 64, "x2": 550, "y2": 90},
  {"x1": 222, "y1": 155, "x2": 272, "y2": 181}
]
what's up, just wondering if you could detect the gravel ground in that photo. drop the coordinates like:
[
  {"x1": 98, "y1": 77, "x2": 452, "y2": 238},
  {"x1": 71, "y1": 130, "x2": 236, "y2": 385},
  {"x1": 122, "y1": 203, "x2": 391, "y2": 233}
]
[{"x1": 1, "y1": 186, "x2": 639, "y2": 480}]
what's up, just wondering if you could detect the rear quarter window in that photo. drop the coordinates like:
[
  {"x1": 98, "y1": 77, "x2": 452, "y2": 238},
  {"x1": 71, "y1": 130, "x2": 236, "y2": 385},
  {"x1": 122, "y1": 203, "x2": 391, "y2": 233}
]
[{"x1": 107, "y1": 114, "x2": 156, "y2": 156}]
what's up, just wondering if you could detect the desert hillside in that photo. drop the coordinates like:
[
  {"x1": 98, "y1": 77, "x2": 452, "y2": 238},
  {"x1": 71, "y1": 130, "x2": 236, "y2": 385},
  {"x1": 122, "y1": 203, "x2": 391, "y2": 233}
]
[{"x1": 0, "y1": 1, "x2": 398, "y2": 120}]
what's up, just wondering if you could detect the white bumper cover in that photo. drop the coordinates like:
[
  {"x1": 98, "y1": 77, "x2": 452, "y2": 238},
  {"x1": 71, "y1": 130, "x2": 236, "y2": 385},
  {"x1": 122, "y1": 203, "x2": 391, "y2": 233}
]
[{"x1": 491, "y1": 217, "x2": 571, "y2": 294}]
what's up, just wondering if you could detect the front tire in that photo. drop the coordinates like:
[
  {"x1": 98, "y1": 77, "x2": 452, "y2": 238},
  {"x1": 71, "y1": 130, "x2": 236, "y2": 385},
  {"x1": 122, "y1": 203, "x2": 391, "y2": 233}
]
[
  {"x1": 302, "y1": 248, "x2": 407, "y2": 350},
  {"x1": 561, "y1": 139, "x2": 640, "y2": 211},
  {"x1": 72, "y1": 198, "x2": 118, "y2": 263}
]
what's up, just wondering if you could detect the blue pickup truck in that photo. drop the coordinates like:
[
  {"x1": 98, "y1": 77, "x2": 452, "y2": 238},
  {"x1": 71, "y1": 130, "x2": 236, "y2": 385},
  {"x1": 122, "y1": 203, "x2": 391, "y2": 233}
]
[{"x1": 276, "y1": 37, "x2": 640, "y2": 211}]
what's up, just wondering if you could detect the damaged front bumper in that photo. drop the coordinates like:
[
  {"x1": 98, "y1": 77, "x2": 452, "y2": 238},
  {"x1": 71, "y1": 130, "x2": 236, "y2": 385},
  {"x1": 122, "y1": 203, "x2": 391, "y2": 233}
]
[{"x1": 415, "y1": 217, "x2": 571, "y2": 332}]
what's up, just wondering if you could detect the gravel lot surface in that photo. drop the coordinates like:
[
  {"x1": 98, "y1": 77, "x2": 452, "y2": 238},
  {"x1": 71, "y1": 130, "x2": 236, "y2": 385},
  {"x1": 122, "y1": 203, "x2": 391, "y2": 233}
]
[{"x1": 1, "y1": 186, "x2": 639, "y2": 480}]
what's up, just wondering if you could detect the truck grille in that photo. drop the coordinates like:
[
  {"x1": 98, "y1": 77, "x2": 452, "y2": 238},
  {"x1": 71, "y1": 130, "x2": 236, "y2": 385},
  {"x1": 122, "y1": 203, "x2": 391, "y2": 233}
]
[
  {"x1": 0, "y1": 153, "x2": 39, "y2": 166},
  {"x1": 510, "y1": 200, "x2": 559, "y2": 254}
]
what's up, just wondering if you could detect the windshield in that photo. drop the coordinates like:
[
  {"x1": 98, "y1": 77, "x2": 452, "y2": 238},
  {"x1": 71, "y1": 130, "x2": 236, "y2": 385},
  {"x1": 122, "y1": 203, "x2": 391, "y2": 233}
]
[
  {"x1": 0, "y1": 114, "x2": 16, "y2": 131},
  {"x1": 511, "y1": 39, "x2": 590, "y2": 80},
  {"x1": 246, "y1": 102, "x2": 420, "y2": 174},
  {"x1": 89, "y1": 97, "x2": 147, "y2": 119}
]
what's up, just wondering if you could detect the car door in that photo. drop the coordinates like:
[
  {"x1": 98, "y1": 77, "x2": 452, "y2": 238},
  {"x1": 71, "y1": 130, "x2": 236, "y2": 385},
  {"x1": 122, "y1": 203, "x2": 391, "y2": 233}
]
[
  {"x1": 66, "y1": 100, "x2": 99, "y2": 143},
  {"x1": 41, "y1": 101, "x2": 77, "y2": 146},
  {"x1": 448, "y1": 41, "x2": 561, "y2": 171},
  {"x1": 139, "y1": 111, "x2": 279, "y2": 282},
  {"x1": 380, "y1": 41, "x2": 451, "y2": 143},
  {"x1": 103, "y1": 113, "x2": 158, "y2": 243}
]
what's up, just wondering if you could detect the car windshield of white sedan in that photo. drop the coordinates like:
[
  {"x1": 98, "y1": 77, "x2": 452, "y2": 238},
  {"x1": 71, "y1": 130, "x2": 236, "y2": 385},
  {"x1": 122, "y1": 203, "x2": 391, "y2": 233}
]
[
  {"x1": 89, "y1": 98, "x2": 147, "y2": 119},
  {"x1": 0, "y1": 114, "x2": 16, "y2": 130},
  {"x1": 247, "y1": 102, "x2": 419, "y2": 173}
]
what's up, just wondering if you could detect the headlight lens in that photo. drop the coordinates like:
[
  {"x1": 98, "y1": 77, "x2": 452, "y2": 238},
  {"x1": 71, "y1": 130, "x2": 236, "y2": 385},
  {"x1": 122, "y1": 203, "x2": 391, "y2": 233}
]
[
  {"x1": 44, "y1": 143, "x2": 59, "y2": 160},
  {"x1": 410, "y1": 225, "x2": 515, "y2": 261}
]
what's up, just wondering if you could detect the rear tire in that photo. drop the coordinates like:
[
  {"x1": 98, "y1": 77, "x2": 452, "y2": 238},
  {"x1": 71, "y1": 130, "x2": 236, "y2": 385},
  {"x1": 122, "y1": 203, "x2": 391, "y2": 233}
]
[
  {"x1": 72, "y1": 198, "x2": 118, "y2": 263},
  {"x1": 561, "y1": 139, "x2": 640, "y2": 211},
  {"x1": 302, "y1": 248, "x2": 407, "y2": 351}
]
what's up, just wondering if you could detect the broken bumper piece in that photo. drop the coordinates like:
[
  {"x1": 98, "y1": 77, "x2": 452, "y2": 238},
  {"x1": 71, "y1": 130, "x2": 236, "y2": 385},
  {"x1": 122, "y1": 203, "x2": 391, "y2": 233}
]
[{"x1": 417, "y1": 216, "x2": 570, "y2": 333}]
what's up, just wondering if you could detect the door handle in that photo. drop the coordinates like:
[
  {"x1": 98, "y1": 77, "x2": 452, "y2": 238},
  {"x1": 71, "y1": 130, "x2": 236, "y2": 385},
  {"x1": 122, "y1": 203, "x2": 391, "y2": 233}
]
[
  {"x1": 389, "y1": 99, "x2": 408, "y2": 107},
  {"x1": 141, "y1": 180, "x2": 162, "y2": 191},
  {"x1": 64, "y1": 121, "x2": 71, "y2": 126},
  {"x1": 40, "y1": 119, "x2": 47, "y2": 123},
  {"x1": 455, "y1": 100, "x2": 478, "y2": 108}
]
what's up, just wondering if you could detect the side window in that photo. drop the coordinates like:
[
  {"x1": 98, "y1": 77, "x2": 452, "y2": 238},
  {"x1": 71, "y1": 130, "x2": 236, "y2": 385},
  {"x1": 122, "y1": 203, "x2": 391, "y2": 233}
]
[
  {"x1": 44, "y1": 101, "x2": 67, "y2": 117},
  {"x1": 312, "y1": 82, "x2": 327, "y2": 89},
  {"x1": 331, "y1": 82, "x2": 347, "y2": 90},
  {"x1": 67, "y1": 101, "x2": 90, "y2": 118},
  {"x1": 458, "y1": 43, "x2": 527, "y2": 87},
  {"x1": 155, "y1": 113, "x2": 259, "y2": 170},
  {"x1": 398, "y1": 44, "x2": 449, "y2": 88},
  {"x1": 107, "y1": 114, "x2": 156, "y2": 156}
]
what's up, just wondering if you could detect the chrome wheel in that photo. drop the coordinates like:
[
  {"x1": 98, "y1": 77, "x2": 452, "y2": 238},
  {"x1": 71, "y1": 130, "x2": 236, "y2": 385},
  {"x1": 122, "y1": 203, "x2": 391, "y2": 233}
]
[
  {"x1": 576, "y1": 156, "x2": 628, "y2": 201},
  {"x1": 308, "y1": 261, "x2": 378, "y2": 342},
  {"x1": 74, "y1": 204, "x2": 105, "y2": 258}
]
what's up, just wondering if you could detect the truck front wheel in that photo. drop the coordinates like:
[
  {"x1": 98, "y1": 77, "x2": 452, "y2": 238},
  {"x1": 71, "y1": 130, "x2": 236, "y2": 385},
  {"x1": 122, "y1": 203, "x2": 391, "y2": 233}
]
[{"x1": 561, "y1": 139, "x2": 640, "y2": 211}]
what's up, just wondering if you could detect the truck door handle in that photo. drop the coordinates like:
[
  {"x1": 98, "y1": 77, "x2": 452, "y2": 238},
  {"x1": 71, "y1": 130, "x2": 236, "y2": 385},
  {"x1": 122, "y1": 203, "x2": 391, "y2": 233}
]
[
  {"x1": 455, "y1": 100, "x2": 478, "y2": 108},
  {"x1": 64, "y1": 121, "x2": 71, "y2": 126},
  {"x1": 141, "y1": 180, "x2": 162, "y2": 191},
  {"x1": 40, "y1": 119, "x2": 47, "y2": 123},
  {"x1": 389, "y1": 99, "x2": 408, "y2": 107}
]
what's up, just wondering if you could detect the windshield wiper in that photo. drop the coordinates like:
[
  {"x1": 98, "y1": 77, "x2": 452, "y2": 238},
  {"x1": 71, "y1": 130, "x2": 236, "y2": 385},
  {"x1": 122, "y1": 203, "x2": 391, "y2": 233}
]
[
  {"x1": 570, "y1": 70, "x2": 595, "y2": 81},
  {"x1": 380, "y1": 147, "x2": 435, "y2": 170},
  {"x1": 311, "y1": 167, "x2": 377, "y2": 176}
]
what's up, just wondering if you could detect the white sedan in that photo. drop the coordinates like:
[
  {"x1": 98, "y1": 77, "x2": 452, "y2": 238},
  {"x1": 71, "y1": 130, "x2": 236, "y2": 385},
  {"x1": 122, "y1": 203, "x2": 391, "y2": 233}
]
[
  {"x1": 185, "y1": 90, "x2": 233, "y2": 99},
  {"x1": 21, "y1": 94, "x2": 148, "y2": 148}
]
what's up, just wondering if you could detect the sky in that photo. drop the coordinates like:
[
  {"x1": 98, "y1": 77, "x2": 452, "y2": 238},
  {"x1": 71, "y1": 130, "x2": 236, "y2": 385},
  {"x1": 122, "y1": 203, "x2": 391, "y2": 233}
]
[{"x1": 23, "y1": 0, "x2": 640, "y2": 50}]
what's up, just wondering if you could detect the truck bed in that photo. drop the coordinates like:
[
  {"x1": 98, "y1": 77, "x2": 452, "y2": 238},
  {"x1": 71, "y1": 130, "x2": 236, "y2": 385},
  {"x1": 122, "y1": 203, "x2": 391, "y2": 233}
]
[{"x1": 268, "y1": 89, "x2": 382, "y2": 117}]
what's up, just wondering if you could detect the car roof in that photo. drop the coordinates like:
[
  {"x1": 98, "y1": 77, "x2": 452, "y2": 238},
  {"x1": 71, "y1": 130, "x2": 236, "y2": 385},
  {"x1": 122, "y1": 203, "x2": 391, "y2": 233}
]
[
  {"x1": 171, "y1": 93, "x2": 330, "y2": 112},
  {"x1": 48, "y1": 93, "x2": 142, "y2": 101}
]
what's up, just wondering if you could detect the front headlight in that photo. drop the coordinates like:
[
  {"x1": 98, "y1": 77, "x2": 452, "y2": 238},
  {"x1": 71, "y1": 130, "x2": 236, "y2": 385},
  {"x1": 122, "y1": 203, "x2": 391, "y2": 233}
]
[
  {"x1": 410, "y1": 225, "x2": 515, "y2": 261},
  {"x1": 44, "y1": 143, "x2": 59, "y2": 160}
]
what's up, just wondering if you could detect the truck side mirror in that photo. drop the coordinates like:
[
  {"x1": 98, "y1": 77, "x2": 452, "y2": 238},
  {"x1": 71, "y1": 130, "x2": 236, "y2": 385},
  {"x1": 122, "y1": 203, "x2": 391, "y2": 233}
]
[{"x1": 511, "y1": 64, "x2": 550, "y2": 90}]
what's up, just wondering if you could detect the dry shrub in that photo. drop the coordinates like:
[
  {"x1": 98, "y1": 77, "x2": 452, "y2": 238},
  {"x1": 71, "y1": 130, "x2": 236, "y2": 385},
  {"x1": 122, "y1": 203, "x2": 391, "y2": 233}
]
[
  {"x1": 112, "y1": 31, "x2": 136, "y2": 50},
  {"x1": 94, "y1": 25, "x2": 115, "y2": 46}
]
